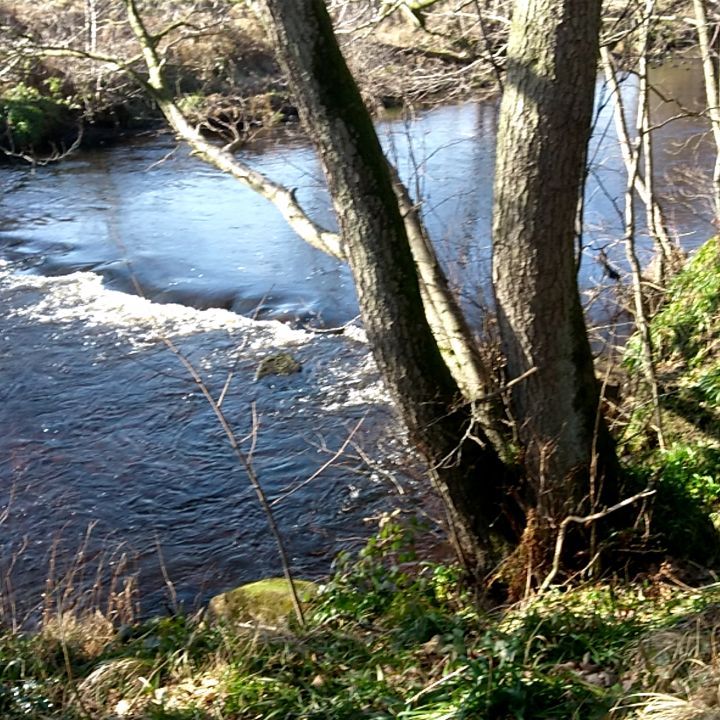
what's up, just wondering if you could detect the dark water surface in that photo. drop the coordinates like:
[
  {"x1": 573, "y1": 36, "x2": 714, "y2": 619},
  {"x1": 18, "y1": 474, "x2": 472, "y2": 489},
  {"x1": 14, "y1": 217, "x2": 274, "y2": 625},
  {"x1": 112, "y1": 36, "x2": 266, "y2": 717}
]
[{"x1": 0, "y1": 61, "x2": 716, "y2": 619}]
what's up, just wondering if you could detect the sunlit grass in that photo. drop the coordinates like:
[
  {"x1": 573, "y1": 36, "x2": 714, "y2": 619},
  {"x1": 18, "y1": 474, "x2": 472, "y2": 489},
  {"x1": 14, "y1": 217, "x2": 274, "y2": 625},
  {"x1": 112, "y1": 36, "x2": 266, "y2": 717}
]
[{"x1": 5, "y1": 518, "x2": 720, "y2": 719}]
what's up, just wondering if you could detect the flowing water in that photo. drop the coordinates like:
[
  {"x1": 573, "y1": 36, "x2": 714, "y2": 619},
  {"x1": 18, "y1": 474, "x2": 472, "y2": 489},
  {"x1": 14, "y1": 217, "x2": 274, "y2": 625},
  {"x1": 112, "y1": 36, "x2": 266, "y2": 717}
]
[{"x1": 0, "y1": 60, "x2": 715, "y2": 619}]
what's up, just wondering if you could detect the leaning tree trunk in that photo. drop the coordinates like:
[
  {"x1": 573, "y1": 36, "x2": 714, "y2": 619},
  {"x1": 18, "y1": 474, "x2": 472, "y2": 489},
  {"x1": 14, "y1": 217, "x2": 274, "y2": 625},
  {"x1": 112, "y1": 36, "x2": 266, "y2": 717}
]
[
  {"x1": 263, "y1": 0, "x2": 518, "y2": 574},
  {"x1": 492, "y1": 0, "x2": 618, "y2": 532}
]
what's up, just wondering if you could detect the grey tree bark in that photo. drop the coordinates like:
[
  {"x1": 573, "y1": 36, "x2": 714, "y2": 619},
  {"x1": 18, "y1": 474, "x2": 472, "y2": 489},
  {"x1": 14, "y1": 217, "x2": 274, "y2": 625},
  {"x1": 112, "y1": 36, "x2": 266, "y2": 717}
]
[
  {"x1": 492, "y1": 0, "x2": 618, "y2": 526},
  {"x1": 263, "y1": 0, "x2": 517, "y2": 574}
]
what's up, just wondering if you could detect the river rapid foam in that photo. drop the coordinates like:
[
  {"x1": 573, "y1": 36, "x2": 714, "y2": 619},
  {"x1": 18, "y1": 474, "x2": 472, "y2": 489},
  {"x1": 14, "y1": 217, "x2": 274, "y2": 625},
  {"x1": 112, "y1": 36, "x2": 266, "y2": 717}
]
[{"x1": 0, "y1": 261, "x2": 414, "y2": 619}]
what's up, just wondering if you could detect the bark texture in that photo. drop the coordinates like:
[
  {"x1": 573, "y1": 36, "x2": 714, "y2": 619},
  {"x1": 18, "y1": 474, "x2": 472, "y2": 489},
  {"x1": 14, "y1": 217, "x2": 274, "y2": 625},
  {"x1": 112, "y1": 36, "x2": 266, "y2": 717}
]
[
  {"x1": 492, "y1": 0, "x2": 617, "y2": 521},
  {"x1": 264, "y1": 0, "x2": 517, "y2": 573}
]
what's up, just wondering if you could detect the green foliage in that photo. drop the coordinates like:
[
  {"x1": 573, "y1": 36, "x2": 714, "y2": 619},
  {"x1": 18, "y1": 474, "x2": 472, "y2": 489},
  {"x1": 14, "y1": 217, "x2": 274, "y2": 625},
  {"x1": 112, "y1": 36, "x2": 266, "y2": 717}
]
[
  {"x1": 626, "y1": 238, "x2": 720, "y2": 373},
  {"x1": 223, "y1": 633, "x2": 404, "y2": 719},
  {"x1": 402, "y1": 591, "x2": 646, "y2": 720},
  {"x1": 0, "y1": 634, "x2": 67, "y2": 719},
  {"x1": 694, "y1": 363, "x2": 720, "y2": 406},
  {"x1": 4, "y1": 525, "x2": 720, "y2": 719},
  {"x1": 626, "y1": 444, "x2": 720, "y2": 558},
  {"x1": 313, "y1": 520, "x2": 471, "y2": 642},
  {"x1": 657, "y1": 444, "x2": 720, "y2": 507},
  {"x1": 0, "y1": 81, "x2": 73, "y2": 148},
  {"x1": 107, "y1": 613, "x2": 223, "y2": 679},
  {"x1": 221, "y1": 522, "x2": 468, "y2": 719},
  {"x1": 220, "y1": 526, "x2": 664, "y2": 720},
  {"x1": 623, "y1": 237, "x2": 720, "y2": 452}
]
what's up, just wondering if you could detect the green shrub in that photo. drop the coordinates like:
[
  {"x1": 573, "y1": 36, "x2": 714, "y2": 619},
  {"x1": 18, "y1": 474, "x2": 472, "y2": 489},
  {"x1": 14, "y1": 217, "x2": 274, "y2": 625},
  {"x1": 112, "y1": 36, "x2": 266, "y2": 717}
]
[
  {"x1": 626, "y1": 444, "x2": 720, "y2": 558},
  {"x1": 0, "y1": 81, "x2": 74, "y2": 149}
]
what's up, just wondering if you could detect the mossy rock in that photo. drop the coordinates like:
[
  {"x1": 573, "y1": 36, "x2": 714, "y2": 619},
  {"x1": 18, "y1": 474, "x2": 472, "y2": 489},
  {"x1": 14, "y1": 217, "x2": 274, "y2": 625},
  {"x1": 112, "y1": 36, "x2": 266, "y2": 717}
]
[
  {"x1": 254, "y1": 352, "x2": 302, "y2": 380},
  {"x1": 208, "y1": 578, "x2": 318, "y2": 627}
]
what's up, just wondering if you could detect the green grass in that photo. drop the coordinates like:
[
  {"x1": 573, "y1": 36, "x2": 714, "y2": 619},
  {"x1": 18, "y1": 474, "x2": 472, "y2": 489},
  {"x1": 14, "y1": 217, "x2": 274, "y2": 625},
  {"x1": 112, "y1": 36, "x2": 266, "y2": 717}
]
[{"x1": 6, "y1": 521, "x2": 720, "y2": 719}]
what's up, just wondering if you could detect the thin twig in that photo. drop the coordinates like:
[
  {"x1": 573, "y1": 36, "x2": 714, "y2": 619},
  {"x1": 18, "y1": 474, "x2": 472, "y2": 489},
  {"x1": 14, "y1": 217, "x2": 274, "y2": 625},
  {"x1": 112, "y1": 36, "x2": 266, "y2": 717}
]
[
  {"x1": 162, "y1": 337, "x2": 306, "y2": 626},
  {"x1": 154, "y1": 536, "x2": 179, "y2": 615},
  {"x1": 270, "y1": 418, "x2": 364, "y2": 507},
  {"x1": 539, "y1": 489, "x2": 655, "y2": 593}
]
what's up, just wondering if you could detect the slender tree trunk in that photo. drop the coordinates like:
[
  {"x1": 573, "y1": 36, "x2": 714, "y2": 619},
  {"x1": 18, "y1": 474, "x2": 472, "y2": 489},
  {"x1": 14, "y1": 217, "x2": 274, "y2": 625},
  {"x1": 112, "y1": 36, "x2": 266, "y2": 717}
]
[
  {"x1": 263, "y1": 0, "x2": 517, "y2": 574},
  {"x1": 631, "y1": 3, "x2": 666, "y2": 449},
  {"x1": 85, "y1": 0, "x2": 97, "y2": 53},
  {"x1": 600, "y1": 18, "x2": 677, "y2": 284},
  {"x1": 389, "y1": 167, "x2": 506, "y2": 447},
  {"x1": 600, "y1": 18, "x2": 666, "y2": 451},
  {"x1": 693, "y1": 0, "x2": 720, "y2": 220},
  {"x1": 492, "y1": 0, "x2": 618, "y2": 527}
]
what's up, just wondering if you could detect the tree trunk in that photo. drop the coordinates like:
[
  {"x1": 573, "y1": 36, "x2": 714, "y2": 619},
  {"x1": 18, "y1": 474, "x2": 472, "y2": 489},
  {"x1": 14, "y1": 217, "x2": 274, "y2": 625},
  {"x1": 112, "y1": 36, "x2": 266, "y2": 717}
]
[
  {"x1": 693, "y1": 0, "x2": 720, "y2": 221},
  {"x1": 263, "y1": 0, "x2": 518, "y2": 574},
  {"x1": 492, "y1": 0, "x2": 618, "y2": 528},
  {"x1": 120, "y1": 0, "x2": 498, "y2": 411}
]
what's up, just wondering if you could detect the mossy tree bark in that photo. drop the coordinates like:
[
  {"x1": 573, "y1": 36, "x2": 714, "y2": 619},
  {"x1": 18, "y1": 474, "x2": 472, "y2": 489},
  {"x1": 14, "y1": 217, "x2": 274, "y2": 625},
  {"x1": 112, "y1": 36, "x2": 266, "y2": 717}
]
[
  {"x1": 263, "y1": 0, "x2": 517, "y2": 575},
  {"x1": 492, "y1": 0, "x2": 619, "y2": 532}
]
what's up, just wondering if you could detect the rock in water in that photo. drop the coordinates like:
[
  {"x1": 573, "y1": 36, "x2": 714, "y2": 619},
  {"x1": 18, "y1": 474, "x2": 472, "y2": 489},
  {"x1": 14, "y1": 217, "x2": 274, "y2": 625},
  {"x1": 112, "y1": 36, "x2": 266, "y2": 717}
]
[{"x1": 254, "y1": 352, "x2": 302, "y2": 380}]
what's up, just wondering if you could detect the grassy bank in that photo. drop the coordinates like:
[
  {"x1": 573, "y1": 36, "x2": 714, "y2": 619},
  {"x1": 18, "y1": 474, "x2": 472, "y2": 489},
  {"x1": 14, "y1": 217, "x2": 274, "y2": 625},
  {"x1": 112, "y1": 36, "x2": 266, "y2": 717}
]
[
  {"x1": 622, "y1": 238, "x2": 720, "y2": 558},
  {"x1": 4, "y1": 520, "x2": 720, "y2": 719}
]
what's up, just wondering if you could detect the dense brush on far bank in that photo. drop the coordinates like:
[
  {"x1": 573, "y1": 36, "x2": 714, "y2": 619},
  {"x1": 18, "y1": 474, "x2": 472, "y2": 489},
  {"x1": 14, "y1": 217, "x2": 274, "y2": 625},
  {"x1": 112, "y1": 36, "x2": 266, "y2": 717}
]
[{"x1": 0, "y1": 0, "x2": 701, "y2": 156}]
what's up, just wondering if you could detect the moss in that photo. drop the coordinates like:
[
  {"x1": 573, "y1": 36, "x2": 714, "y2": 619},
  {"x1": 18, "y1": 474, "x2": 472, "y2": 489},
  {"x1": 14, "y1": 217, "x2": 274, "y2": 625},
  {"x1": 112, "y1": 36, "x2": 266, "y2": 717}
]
[
  {"x1": 254, "y1": 352, "x2": 302, "y2": 380},
  {"x1": 208, "y1": 577, "x2": 318, "y2": 626}
]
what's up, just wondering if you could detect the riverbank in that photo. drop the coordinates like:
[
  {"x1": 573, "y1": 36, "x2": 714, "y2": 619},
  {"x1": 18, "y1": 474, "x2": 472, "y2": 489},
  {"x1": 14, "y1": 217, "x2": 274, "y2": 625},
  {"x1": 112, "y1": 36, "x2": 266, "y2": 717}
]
[
  {"x1": 0, "y1": 0, "x2": 497, "y2": 157},
  {"x1": 2, "y1": 235, "x2": 720, "y2": 719},
  {"x1": 0, "y1": 0, "x2": 700, "y2": 158},
  {"x1": 3, "y1": 523, "x2": 720, "y2": 720}
]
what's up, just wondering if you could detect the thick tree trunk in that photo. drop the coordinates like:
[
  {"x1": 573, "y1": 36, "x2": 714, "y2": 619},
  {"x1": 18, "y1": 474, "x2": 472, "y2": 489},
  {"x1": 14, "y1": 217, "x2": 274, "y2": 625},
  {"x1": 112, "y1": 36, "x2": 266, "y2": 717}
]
[
  {"x1": 492, "y1": 0, "x2": 618, "y2": 526},
  {"x1": 263, "y1": 0, "x2": 517, "y2": 574}
]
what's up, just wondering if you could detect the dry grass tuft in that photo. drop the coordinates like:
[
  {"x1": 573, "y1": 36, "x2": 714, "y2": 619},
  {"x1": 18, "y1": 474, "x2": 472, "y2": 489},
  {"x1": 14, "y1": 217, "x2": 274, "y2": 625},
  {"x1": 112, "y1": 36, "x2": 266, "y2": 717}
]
[
  {"x1": 617, "y1": 604, "x2": 720, "y2": 719},
  {"x1": 41, "y1": 609, "x2": 116, "y2": 658},
  {"x1": 78, "y1": 656, "x2": 152, "y2": 714}
]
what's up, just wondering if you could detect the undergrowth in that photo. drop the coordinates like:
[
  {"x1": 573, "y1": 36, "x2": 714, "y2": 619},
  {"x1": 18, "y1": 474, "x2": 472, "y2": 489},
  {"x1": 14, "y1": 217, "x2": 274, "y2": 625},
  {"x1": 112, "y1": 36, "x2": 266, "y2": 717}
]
[
  {"x1": 0, "y1": 81, "x2": 76, "y2": 149},
  {"x1": 4, "y1": 520, "x2": 720, "y2": 719},
  {"x1": 624, "y1": 238, "x2": 720, "y2": 444},
  {"x1": 621, "y1": 238, "x2": 720, "y2": 563}
]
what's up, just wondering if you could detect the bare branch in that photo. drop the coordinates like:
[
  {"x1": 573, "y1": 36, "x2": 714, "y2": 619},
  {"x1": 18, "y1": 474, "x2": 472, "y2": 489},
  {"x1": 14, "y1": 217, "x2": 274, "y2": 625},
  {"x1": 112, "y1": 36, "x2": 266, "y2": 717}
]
[
  {"x1": 1, "y1": 123, "x2": 84, "y2": 165},
  {"x1": 539, "y1": 488, "x2": 656, "y2": 593}
]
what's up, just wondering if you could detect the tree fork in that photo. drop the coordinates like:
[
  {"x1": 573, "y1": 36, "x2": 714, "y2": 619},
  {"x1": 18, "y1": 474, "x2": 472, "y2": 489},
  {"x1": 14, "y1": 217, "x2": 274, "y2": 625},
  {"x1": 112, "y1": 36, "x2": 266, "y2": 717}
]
[{"x1": 263, "y1": 0, "x2": 518, "y2": 573}]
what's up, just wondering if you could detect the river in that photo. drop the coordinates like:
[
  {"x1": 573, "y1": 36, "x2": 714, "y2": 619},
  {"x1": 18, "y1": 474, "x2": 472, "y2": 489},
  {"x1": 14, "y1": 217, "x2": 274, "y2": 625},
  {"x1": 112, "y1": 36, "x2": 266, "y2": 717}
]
[{"x1": 0, "y1": 60, "x2": 715, "y2": 622}]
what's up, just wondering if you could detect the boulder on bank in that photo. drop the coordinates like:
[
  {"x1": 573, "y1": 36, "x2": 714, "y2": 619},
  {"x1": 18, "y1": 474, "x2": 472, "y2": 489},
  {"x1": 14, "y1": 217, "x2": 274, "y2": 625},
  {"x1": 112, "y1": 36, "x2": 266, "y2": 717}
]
[{"x1": 208, "y1": 577, "x2": 318, "y2": 627}]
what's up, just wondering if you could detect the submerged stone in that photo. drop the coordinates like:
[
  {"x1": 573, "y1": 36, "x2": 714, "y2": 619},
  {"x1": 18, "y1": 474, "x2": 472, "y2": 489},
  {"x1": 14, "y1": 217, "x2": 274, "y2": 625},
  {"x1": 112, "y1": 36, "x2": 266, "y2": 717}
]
[
  {"x1": 254, "y1": 352, "x2": 302, "y2": 380},
  {"x1": 207, "y1": 577, "x2": 318, "y2": 626}
]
